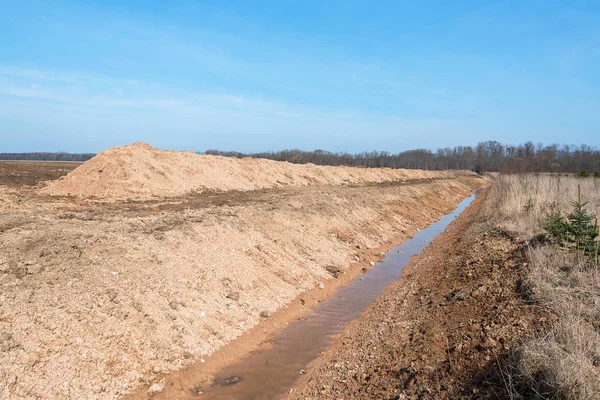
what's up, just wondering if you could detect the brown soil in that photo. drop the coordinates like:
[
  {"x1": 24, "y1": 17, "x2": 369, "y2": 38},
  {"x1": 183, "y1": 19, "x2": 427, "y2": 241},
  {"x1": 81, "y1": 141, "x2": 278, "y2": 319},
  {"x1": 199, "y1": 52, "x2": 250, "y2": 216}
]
[
  {"x1": 0, "y1": 159, "x2": 484, "y2": 400},
  {"x1": 0, "y1": 161, "x2": 80, "y2": 187},
  {"x1": 42, "y1": 142, "x2": 458, "y2": 200},
  {"x1": 286, "y1": 188, "x2": 551, "y2": 400}
]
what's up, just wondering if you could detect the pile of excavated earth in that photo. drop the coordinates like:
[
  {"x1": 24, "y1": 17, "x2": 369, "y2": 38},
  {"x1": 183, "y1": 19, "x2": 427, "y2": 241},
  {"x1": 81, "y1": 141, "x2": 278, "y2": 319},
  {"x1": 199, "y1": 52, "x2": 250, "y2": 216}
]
[
  {"x1": 42, "y1": 142, "x2": 452, "y2": 200},
  {"x1": 0, "y1": 144, "x2": 484, "y2": 400}
]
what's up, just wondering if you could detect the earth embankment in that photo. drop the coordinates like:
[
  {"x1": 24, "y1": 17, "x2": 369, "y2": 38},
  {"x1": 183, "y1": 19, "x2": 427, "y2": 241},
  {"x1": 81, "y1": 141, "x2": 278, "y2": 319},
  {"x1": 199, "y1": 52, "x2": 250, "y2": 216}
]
[
  {"x1": 0, "y1": 147, "x2": 483, "y2": 400},
  {"x1": 41, "y1": 142, "x2": 455, "y2": 200}
]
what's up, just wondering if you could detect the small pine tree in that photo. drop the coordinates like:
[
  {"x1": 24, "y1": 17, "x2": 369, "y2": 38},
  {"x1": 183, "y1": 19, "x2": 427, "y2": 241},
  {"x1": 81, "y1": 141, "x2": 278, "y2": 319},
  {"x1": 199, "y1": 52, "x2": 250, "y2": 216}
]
[
  {"x1": 565, "y1": 187, "x2": 598, "y2": 255},
  {"x1": 543, "y1": 211, "x2": 567, "y2": 241},
  {"x1": 523, "y1": 199, "x2": 534, "y2": 215},
  {"x1": 544, "y1": 185, "x2": 599, "y2": 261}
]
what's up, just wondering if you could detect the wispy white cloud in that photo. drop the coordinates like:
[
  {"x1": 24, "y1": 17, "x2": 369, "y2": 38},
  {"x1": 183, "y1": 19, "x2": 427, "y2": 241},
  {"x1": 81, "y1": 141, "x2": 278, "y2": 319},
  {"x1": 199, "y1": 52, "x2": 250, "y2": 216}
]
[
  {"x1": 0, "y1": 64, "x2": 109, "y2": 85},
  {"x1": 0, "y1": 84, "x2": 73, "y2": 102},
  {"x1": 0, "y1": 62, "x2": 484, "y2": 154},
  {"x1": 0, "y1": 65, "x2": 304, "y2": 121}
]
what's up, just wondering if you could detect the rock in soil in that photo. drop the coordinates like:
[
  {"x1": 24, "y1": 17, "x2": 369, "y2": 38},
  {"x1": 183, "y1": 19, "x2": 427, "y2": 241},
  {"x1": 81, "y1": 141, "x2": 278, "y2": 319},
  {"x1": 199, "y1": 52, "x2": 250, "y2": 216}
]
[
  {"x1": 226, "y1": 292, "x2": 241, "y2": 301},
  {"x1": 325, "y1": 265, "x2": 342, "y2": 278}
]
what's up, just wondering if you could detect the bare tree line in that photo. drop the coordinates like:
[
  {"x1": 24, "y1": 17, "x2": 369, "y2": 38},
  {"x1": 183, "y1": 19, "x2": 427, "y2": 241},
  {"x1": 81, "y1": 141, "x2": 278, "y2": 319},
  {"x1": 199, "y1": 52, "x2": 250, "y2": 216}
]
[
  {"x1": 206, "y1": 141, "x2": 600, "y2": 173},
  {"x1": 2, "y1": 141, "x2": 598, "y2": 173},
  {"x1": 0, "y1": 152, "x2": 95, "y2": 162}
]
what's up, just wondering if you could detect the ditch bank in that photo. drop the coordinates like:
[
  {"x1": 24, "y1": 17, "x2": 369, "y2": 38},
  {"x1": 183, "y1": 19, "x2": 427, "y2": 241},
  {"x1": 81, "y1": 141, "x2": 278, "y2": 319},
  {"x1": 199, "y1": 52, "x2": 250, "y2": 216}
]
[
  {"x1": 158, "y1": 192, "x2": 480, "y2": 400},
  {"x1": 286, "y1": 187, "x2": 550, "y2": 400},
  {"x1": 121, "y1": 178, "x2": 485, "y2": 400}
]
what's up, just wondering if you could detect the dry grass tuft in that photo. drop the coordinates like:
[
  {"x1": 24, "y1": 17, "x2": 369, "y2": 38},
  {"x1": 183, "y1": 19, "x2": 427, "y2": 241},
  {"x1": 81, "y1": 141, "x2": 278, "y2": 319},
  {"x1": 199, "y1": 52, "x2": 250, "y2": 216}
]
[
  {"x1": 517, "y1": 248, "x2": 600, "y2": 400},
  {"x1": 486, "y1": 174, "x2": 600, "y2": 400},
  {"x1": 484, "y1": 174, "x2": 600, "y2": 237}
]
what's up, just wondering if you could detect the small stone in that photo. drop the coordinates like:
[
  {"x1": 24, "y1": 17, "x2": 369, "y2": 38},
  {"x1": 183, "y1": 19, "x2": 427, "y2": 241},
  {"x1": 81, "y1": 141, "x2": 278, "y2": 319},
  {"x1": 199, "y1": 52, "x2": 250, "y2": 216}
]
[
  {"x1": 168, "y1": 300, "x2": 177, "y2": 310},
  {"x1": 480, "y1": 336, "x2": 497, "y2": 349},
  {"x1": 300, "y1": 369, "x2": 307, "y2": 374},
  {"x1": 318, "y1": 282, "x2": 325, "y2": 289},
  {"x1": 26, "y1": 264, "x2": 44, "y2": 275},
  {"x1": 226, "y1": 292, "x2": 240, "y2": 301},
  {"x1": 0, "y1": 331, "x2": 19, "y2": 352},
  {"x1": 397, "y1": 250, "x2": 403, "y2": 254},
  {"x1": 325, "y1": 265, "x2": 341, "y2": 278},
  {"x1": 148, "y1": 382, "x2": 165, "y2": 394},
  {"x1": 369, "y1": 261, "x2": 375, "y2": 267},
  {"x1": 260, "y1": 310, "x2": 271, "y2": 318},
  {"x1": 11, "y1": 266, "x2": 27, "y2": 279},
  {"x1": 106, "y1": 289, "x2": 118, "y2": 302}
]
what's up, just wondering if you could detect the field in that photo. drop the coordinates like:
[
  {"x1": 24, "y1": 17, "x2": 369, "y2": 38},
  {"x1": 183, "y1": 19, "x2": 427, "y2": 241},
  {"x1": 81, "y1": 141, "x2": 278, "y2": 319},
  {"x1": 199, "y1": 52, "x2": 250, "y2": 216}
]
[
  {"x1": 0, "y1": 161, "x2": 82, "y2": 187},
  {"x1": 3, "y1": 146, "x2": 596, "y2": 400},
  {"x1": 0, "y1": 146, "x2": 483, "y2": 400}
]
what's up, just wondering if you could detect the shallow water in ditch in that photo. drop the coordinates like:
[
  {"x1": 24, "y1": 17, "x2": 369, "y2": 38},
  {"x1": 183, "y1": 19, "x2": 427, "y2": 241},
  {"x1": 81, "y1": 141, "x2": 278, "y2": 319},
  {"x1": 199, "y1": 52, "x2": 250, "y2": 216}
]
[{"x1": 195, "y1": 192, "x2": 478, "y2": 400}]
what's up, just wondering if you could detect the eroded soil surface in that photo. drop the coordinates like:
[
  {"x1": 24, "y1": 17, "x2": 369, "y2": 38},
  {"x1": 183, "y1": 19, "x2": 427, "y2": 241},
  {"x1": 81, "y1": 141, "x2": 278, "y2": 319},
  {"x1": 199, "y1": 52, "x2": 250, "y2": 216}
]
[
  {"x1": 287, "y1": 189, "x2": 551, "y2": 400},
  {"x1": 0, "y1": 161, "x2": 484, "y2": 400}
]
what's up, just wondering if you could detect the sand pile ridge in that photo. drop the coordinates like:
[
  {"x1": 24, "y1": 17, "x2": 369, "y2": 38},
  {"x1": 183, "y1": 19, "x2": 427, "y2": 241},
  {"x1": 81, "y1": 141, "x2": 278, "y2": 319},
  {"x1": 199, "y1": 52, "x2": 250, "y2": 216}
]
[{"x1": 42, "y1": 142, "x2": 456, "y2": 199}]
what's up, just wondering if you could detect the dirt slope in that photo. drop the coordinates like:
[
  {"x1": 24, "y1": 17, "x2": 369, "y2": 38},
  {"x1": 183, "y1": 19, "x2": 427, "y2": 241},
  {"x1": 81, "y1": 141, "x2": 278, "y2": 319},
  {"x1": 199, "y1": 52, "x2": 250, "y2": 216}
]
[
  {"x1": 0, "y1": 160, "x2": 483, "y2": 400},
  {"x1": 41, "y1": 142, "x2": 455, "y2": 200},
  {"x1": 287, "y1": 189, "x2": 550, "y2": 400}
]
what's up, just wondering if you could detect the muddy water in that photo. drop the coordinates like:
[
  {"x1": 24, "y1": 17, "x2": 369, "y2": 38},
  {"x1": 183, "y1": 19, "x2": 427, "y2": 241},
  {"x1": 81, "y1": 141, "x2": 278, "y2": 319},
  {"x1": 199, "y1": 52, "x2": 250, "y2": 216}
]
[{"x1": 196, "y1": 192, "x2": 478, "y2": 400}]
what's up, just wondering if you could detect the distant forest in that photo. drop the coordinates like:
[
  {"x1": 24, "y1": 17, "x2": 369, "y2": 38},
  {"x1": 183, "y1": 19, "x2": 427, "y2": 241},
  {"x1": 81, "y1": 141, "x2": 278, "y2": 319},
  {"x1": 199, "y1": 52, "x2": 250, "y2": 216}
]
[
  {"x1": 2, "y1": 141, "x2": 599, "y2": 173},
  {"x1": 206, "y1": 141, "x2": 600, "y2": 173},
  {"x1": 0, "y1": 152, "x2": 95, "y2": 162}
]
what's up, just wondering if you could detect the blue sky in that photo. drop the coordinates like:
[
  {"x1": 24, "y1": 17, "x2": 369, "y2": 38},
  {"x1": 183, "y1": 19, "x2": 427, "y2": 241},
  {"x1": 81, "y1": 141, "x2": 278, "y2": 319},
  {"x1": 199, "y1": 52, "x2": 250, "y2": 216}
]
[{"x1": 0, "y1": 0, "x2": 599, "y2": 153}]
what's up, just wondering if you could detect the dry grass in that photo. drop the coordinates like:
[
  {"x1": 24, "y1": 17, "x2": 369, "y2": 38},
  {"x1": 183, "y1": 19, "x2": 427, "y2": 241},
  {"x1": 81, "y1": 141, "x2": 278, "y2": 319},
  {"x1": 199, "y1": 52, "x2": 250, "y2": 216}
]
[
  {"x1": 484, "y1": 174, "x2": 600, "y2": 237},
  {"x1": 486, "y1": 174, "x2": 600, "y2": 400}
]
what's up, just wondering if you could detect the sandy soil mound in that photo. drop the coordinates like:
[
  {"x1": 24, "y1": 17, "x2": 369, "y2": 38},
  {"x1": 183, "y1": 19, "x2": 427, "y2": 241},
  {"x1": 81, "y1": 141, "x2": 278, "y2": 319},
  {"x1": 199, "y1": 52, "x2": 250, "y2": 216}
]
[
  {"x1": 1, "y1": 166, "x2": 483, "y2": 400},
  {"x1": 42, "y1": 142, "x2": 454, "y2": 200}
]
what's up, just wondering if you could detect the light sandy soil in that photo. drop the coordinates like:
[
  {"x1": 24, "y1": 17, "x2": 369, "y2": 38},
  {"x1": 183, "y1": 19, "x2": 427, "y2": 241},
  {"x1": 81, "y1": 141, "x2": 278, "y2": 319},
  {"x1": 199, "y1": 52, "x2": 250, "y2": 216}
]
[
  {"x1": 0, "y1": 153, "x2": 483, "y2": 400},
  {"x1": 42, "y1": 142, "x2": 455, "y2": 200}
]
